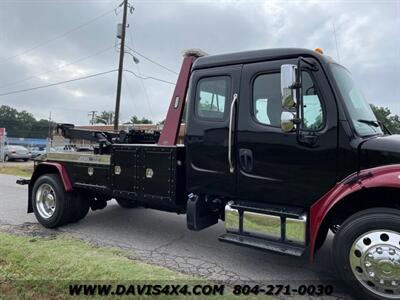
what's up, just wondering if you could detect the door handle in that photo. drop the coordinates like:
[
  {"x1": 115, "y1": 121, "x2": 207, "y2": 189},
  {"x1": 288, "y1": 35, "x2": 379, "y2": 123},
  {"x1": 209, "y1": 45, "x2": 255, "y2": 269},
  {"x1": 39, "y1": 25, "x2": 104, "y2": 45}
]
[
  {"x1": 228, "y1": 93, "x2": 238, "y2": 173},
  {"x1": 239, "y1": 148, "x2": 253, "y2": 172}
]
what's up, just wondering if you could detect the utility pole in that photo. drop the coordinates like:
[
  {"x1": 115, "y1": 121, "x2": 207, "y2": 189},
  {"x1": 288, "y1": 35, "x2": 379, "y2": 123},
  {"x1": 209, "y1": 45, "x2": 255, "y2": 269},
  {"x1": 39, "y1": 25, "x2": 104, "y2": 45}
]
[
  {"x1": 48, "y1": 112, "x2": 52, "y2": 139},
  {"x1": 89, "y1": 110, "x2": 97, "y2": 125},
  {"x1": 109, "y1": 112, "x2": 114, "y2": 125},
  {"x1": 114, "y1": 0, "x2": 129, "y2": 131},
  {"x1": 47, "y1": 112, "x2": 52, "y2": 151}
]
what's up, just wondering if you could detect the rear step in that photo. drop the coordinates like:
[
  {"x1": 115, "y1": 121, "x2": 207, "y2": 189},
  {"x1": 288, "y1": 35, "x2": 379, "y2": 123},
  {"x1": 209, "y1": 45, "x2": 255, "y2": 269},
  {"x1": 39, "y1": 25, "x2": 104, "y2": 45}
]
[{"x1": 219, "y1": 233, "x2": 305, "y2": 257}]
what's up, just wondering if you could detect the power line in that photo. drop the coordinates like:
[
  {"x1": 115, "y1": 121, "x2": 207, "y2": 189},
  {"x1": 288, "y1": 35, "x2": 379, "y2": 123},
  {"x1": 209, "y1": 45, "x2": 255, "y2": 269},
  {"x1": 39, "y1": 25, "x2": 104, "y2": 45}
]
[
  {"x1": 124, "y1": 69, "x2": 175, "y2": 85},
  {"x1": 136, "y1": 66, "x2": 153, "y2": 118},
  {"x1": 125, "y1": 45, "x2": 178, "y2": 75},
  {"x1": 125, "y1": 26, "x2": 153, "y2": 117},
  {"x1": 122, "y1": 73, "x2": 139, "y2": 117},
  {"x1": 126, "y1": 25, "x2": 177, "y2": 74},
  {"x1": 0, "y1": 45, "x2": 115, "y2": 90},
  {"x1": 0, "y1": 68, "x2": 173, "y2": 98},
  {"x1": 0, "y1": 5, "x2": 119, "y2": 65},
  {"x1": 0, "y1": 69, "x2": 118, "y2": 97}
]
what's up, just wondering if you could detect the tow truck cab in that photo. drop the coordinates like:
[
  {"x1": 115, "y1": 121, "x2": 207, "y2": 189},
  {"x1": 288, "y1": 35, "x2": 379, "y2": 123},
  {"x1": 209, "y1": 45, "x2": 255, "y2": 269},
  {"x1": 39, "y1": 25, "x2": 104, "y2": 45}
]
[{"x1": 26, "y1": 48, "x2": 400, "y2": 300}]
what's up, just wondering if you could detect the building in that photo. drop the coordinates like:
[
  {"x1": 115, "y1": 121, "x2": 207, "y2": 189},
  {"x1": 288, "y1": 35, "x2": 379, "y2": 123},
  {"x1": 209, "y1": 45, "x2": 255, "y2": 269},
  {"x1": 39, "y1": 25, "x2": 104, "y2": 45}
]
[{"x1": 5, "y1": 137, "x2": 47, "y2": 148}]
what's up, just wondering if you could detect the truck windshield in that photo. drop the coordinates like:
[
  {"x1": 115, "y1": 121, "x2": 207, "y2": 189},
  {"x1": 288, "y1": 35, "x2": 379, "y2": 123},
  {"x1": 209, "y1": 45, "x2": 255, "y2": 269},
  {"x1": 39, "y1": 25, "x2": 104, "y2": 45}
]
[{"x1": 331, "y1": 64, "x2": 383, "y2": 136}]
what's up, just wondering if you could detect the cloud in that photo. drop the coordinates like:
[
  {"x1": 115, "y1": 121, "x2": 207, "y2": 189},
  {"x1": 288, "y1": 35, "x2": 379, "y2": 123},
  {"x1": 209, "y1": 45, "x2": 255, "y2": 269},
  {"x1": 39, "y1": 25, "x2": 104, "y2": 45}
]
[{"x1": 0, "y1": 0, "x2": 398, "y2": 125}]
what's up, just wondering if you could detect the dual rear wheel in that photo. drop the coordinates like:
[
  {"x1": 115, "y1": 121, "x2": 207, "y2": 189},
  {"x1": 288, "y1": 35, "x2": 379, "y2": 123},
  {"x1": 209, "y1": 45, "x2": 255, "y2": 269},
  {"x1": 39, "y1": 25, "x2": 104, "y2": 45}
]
[
  {"x1": 32, "y1": 174, "x2": 89, "y2": 228},
  {"x1": 32, "y1": 174, "x2": 137, "y2": 228}
]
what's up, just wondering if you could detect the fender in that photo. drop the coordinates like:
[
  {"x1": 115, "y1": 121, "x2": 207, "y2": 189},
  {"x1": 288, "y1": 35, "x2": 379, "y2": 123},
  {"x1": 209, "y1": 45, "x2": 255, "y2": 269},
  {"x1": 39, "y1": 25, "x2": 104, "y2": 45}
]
[
  {"x1": 27, "y1": 162, "x2": 73, "y2": 213},
  {"x1": 309, "y1": 164, "x2": 400, "y2": 261}
]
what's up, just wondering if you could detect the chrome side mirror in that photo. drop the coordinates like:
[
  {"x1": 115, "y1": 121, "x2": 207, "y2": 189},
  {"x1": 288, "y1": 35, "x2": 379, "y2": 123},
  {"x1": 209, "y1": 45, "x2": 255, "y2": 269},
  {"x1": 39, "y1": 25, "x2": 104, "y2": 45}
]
[
  {"x1": 281, "y1": 64, "x2": 297, "y2": 109},
  {"x1": 281, "y1": 64, "x2": 299, "y2": 132},
  {"x1": 281, "y1": 111, "x2": 296, "y2": 132}
]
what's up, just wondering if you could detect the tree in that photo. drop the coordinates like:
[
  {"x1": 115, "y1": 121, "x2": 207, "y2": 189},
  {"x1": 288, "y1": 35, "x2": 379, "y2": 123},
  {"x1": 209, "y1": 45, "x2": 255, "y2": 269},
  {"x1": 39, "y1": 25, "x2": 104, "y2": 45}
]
[
  {"x1": 0, "y1": 105, "x2": 52, "y2": 138},
  {"x1": 130, "y1": 115, "x2": 153, "y2": 124},
  {"x1": 95, "y1": 111, "x2": 114, "y2": 125},
  {"x1": 370, "y1": 104, "x2": 400, "y2": 134}
]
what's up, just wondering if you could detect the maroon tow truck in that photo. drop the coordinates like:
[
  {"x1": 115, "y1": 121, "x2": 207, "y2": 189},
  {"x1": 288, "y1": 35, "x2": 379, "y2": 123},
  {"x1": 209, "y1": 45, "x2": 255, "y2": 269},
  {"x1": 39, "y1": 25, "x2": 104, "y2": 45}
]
[{"x1": 19, "y1": 48, "x2": 400, "y2": 300}]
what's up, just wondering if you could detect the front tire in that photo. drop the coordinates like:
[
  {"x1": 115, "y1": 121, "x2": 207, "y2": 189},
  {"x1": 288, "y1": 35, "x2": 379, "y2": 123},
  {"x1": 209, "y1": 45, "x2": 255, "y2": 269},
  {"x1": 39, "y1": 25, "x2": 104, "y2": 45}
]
[
  {"x1": 32, "y1": 174, "x2": 74, "y2": 228},
  {"x1": 332, "y1": 208, "x2": 400, "y2": 300}
]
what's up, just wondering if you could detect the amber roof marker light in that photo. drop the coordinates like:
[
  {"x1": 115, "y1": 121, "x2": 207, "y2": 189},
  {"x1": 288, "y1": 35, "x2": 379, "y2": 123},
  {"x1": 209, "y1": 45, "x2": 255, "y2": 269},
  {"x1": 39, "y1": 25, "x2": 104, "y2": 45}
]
[{"x1": 314, "y1": 48, "x2": 324, "y2": 55}]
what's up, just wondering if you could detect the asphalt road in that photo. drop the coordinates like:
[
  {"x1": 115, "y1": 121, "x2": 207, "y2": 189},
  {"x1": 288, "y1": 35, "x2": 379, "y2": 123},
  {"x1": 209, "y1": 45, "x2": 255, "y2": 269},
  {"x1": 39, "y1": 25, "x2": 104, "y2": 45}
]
[{"x1": 0, "y1": 174, "x2": 352, "y2": 299}]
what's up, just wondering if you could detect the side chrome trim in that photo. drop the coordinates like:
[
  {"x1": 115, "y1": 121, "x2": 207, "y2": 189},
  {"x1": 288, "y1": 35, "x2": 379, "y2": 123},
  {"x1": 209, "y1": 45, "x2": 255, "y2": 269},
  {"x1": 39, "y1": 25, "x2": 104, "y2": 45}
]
[
  {"x1": 225, "y1": 201, "x2": 239, "y2": 233},
  {"x1": 44, "y1": 152, "x2": 111, "y2": 165},
  {"x1": 190, "y1": 162, "x2": 225, "y2": 174},
  {"x1": 228, "y1": 93, "x2": 238, "y2": 173},
  {"x1": 285, "y1": 213, "x2": 307, "y2": 245},
  {"x1": 239, "y1": 169, "x2": 283, "y2": 182},
  {"x1": 243, "y1": 211, "x2": 281, "y2": 239},
  {"x1": 223, "y1": 202, "x2": 308, "y2": 246}
]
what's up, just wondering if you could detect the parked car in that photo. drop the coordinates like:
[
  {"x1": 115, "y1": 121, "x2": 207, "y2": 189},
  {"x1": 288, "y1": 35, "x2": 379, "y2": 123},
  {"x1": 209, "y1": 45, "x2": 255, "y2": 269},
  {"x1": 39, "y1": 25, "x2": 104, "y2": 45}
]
[
  {"x1": 3, "y1": 145, "x2": 31, "y2": 161},
  {"x1": 30, "y1": 147, "x2": 46, "y2": 158}
]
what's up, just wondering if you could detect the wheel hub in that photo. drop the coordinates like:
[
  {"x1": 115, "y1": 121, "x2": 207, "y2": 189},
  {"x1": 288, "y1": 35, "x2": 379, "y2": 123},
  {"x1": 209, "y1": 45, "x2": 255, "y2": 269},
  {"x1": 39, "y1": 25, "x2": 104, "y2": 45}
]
[
  {"x1": 350, "y1": 230, "x2": 400, "y2": 298},
  {"x1": 36, "y1": 183, "x2": 56, "y2": 219},
  {"x1": 365, "y1": 245, "x2": 400, "y2": 280}
]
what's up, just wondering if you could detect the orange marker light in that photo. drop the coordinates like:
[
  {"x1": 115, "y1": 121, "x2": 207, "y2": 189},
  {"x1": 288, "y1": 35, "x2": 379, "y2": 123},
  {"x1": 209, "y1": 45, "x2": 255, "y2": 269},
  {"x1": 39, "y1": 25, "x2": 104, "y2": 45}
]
[{"x1": 314, "y1": 48, "x2": 324, "y2": 54}]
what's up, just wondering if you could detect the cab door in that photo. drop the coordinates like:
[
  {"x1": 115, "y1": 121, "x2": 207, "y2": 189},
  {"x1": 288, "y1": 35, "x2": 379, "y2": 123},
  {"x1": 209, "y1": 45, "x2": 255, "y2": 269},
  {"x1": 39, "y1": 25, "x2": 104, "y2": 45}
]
[
  {"x1": 236, "y1": 59, "x2": 338, "y2": 207},
  {"x1": 186, "y1": 65, "x2": 241, "y2": 197}
]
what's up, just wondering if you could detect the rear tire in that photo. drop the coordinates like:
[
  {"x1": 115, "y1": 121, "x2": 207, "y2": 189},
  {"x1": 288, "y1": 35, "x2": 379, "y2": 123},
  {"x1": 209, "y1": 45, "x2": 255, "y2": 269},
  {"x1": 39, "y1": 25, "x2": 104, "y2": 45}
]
[
  {"x1": 32, "y1": 174, "x2": 74, "y2": 228},
  {"x1": 116, "y1": 198, "x2": 138, "y2": 208},
  {"x1": 332, "y1": 208, "x2": 400, "y2": 300},
  {"x1": 69, "y1": 192, "x2": 90, "y2": 222}
]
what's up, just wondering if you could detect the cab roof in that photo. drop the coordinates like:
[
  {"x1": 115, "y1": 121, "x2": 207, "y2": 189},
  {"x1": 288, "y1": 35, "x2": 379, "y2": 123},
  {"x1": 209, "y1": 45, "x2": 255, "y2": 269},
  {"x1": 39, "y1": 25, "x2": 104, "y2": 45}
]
[{"x1": 192, "y1": 48, "x2": 329, "y2": 70}]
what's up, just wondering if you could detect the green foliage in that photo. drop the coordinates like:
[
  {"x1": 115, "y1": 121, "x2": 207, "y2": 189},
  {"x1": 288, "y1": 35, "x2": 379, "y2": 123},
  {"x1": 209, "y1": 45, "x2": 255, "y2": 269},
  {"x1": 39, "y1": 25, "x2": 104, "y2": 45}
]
[
  {"x1": 0, "y1": 231, "x2": 192, "y2": 299},
  {"x1": 95, "y1": 111, "x2": 114, "y2": 125},
  {"x1": 130, "y1": 115, "x2": 153, "y2": 124},
  {"x1": 0, "y1": 105, "x2": 53, "y2": 138},
  {"x1": 370, "y1": 104, "x2": 400, "y2": 134}
]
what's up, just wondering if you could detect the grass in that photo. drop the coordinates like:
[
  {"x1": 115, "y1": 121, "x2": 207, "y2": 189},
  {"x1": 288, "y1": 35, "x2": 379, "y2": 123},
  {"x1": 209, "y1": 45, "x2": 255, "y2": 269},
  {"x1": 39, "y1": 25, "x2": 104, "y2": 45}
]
[
  {"x1": 0, "y1": 163, "x2": 33, "y2": 177},
  {"x1": 0, "y1": 231, "x2": 268, "y2": 300},
  {"x1": 0, "y1": 231, "x2": 191, "y2": 299}
]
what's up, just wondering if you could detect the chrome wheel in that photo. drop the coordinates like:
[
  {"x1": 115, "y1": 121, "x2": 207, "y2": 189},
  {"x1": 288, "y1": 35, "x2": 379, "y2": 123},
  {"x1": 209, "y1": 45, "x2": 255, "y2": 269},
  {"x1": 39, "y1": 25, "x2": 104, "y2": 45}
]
[
  {"x1": 35, "y1": 183, "x2": 57, "y2": 219},
  {"x1": 350, "y1": 230, "x2": 400, "y2": 299}
]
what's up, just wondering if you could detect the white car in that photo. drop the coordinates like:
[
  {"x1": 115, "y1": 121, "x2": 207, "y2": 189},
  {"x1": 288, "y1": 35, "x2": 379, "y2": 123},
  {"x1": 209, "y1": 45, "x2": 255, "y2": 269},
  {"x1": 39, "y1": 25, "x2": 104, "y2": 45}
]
[{"x1": 4, "y1": 145, "x2": 31, "y2": 161}]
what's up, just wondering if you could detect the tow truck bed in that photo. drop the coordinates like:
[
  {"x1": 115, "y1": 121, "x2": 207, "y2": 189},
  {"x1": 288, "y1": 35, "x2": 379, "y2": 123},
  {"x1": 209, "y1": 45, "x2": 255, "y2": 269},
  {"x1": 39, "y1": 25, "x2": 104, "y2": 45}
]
[{"x1": 38, "y1": 144, "x2": 186, "y2": 213}]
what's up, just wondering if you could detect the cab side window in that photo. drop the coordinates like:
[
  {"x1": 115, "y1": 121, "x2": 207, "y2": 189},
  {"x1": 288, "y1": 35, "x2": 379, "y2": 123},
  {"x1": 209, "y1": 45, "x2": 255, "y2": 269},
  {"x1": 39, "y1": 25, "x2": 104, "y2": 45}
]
[
  {"x1": 302, "y1": 72, "x2": 324, "y2": 130},
  {"x1": 252, "y1": 71, "x2": 324, "y2": 130},
  {"x1": 196, "y1": 76, "x2": 229, "y2": 120},
  {"x1": 253, "y1": 73, "x2": 281, "y2": 126}
]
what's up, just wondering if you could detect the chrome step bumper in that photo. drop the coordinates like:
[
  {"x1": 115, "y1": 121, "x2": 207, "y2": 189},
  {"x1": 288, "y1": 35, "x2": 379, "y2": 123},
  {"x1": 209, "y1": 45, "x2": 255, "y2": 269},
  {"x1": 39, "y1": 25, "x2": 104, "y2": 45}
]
[
  {"x1": 219, "y1": 233, "x2": 305, "y2": 257},
  {"x1": 223, "y1": 201, "x2": 308, "y2": 250}
]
